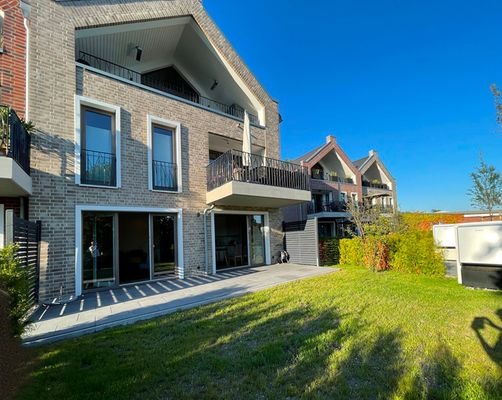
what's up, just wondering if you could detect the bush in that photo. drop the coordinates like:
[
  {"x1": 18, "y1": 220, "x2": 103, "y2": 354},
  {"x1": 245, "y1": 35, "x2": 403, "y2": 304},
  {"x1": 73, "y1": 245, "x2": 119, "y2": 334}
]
[
  {"x1": 339, "y1": 237, "x2": 363, "y2": 266},
  {"x1": 0, "y1": 244, "x2": 31, "y2": 335},
  {"x1": 319, "y1": 238, "x2": 340, "y2": 265},
  {"x1": 390, "y1": 231, "x2": 445, "y2": 277},
  {"x1": 362, "y1": 236, "x2": 390, "y2": 272}
]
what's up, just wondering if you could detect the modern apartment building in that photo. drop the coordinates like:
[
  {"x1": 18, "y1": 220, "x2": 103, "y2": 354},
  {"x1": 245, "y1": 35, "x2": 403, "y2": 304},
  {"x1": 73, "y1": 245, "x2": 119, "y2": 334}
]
[
  {"x1": 1, "y1": 0, "x2": 311, "y2": 301},
  {"x1": 284, "y1": 135, "x2": 397, "y2": 238}
]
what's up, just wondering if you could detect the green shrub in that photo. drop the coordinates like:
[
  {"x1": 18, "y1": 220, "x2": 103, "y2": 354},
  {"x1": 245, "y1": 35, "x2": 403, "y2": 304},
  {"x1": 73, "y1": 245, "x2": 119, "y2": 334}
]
[
  {"x1": 339, "y1": 237, "x2": 363, "y2": 266},
  {"x1": 319, "y1": 238, "x2": 340, "y2": 265},
  {"x1": 0, "y1": 244, "x2": 31, "y2": 335},
  {"x1": 390, "y1": 231, "x2": 445, "y2": 277}
]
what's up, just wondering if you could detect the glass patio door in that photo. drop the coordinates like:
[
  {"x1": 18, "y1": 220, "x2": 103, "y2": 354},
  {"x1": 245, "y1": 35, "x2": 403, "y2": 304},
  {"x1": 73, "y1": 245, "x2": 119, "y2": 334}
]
[
  {"x1": 82, "y1": 213, "x2": 115, "y2": 290},
  {"x1": 152, "y1": 215, "x2": 176, "y2": 277},
  {"x1": 248, "y1": 215, "x2": 265, "y2": 266}
]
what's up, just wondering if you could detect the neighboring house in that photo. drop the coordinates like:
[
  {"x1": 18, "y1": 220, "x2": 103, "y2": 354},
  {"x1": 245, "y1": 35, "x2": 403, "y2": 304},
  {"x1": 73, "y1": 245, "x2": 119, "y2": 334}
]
[
  {"x1": 1, "y1": 0, "x2": 310, "y2": 301},
  {"x1": 283, "y1": 135, "x2": 397, "y2": 239},
  {"x1": 0, "y1": 0, "x2": 32, "y2": 246}
]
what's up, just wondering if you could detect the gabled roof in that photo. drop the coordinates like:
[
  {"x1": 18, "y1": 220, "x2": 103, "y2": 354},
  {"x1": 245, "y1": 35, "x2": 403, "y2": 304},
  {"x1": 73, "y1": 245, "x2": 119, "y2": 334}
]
[
  {"x1": 291, "y1": 144, "x2": 325, "y2": 164},
  {"x1": 291, "y1": 136, "x2": 361, "y2": 178},
  {"x1": 353, "y1": 151, "x2": 395, "y2": 182},
  {"x1": 352, "y1": 156, "x2": 369, "y2": 169}
]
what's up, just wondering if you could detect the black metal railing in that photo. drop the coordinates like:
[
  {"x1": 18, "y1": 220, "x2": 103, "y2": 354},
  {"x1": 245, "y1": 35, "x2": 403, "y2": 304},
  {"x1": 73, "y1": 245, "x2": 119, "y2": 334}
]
[
  {"x1": 207, "y1": 149, "x2": 310, "y2": 192},
  {"x1": 81, "y1": 149, "x2": 116, "y2": 186},
  {"x1": 310, "y1": 169, "x2": 354, "y2": 184},
  {"x1": 77, "y1": 52, "x2": 260, "y2": 125},
  {"x1": 328, "y1": 175, "x2": 354, "y2": 184},
  {"x1": 153, "y1": 160, "x2": 177, "y2": 191},
  {"x1": 362, "y1": 180, "x2": 389, "y2": 190},
  {"x1": 308, "y1": 200, "x2": 348, "y2": 214},
  {"x1": 0, "y1": 105, "x2": 31, "y2": 174}
]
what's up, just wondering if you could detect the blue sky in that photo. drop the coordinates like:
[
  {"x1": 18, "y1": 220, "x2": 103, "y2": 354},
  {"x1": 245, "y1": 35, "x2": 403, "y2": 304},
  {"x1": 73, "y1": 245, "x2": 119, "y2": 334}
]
[{"x1": 205, "y1": 0, "x2": 502, "y2": 212}]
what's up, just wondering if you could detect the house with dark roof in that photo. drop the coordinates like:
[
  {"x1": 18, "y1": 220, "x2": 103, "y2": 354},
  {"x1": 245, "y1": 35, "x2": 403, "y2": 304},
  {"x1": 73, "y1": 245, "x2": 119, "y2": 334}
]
[{"x1": 283, "y1": 135, "x2": 397, "y2": 239}]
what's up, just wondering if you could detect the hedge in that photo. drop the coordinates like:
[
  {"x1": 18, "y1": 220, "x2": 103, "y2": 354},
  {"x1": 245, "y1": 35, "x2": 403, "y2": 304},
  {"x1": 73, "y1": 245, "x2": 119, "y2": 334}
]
[
  {"x1": 319, "y1": 238, "x2": 341, "y2": 265},
  {"x1": 391, "y1": 231, "x2": 445, "y2": 277},
  {"x1": 339, "y1": 237, "x2": 363, "y2": 266},
  {"x1": 339, "y1": 232, "x2": 445, "y2": 277}
]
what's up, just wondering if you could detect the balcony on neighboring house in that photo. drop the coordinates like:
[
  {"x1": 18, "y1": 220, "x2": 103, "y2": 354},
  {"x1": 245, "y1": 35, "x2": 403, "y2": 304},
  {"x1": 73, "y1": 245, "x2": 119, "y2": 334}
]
[
  {"x1": 362, "y1": 180, "x2": 389, "y2": 190},
  {"x1": 311, "y1": 169, "x2": 355, "y2": 185},
  {"x1": 308, "y1": 200, "x2": 349, "y2": 215},
  {"x1": 0, "y1": 105, "x2": 32, "y2": 196},
  {"x1": 206, "y1": 150, "x2": 311, "y2": 208}
]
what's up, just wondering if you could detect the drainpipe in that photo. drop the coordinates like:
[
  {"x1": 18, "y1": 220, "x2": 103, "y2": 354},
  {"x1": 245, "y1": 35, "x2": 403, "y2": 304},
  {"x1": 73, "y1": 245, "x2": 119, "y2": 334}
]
[
  {"x1": 20, "y1": 0, "x2": 31, "y2": 120},
  {"x1": 203, "y1": 204, "x2": 215, "y2": 274}
]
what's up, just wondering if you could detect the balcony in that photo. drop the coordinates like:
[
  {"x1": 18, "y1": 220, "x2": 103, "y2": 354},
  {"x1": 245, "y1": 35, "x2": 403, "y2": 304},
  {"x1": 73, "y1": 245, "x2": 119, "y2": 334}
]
[
  {"x1": 0, "y1": 105, "x2": 32, "y2": 196},
  {"x1": 311, "y1": 170, "x2": 354, "y2": 184},
  {"x1": 206, "y1": 150, "x2": 311, "y2": 208},
  {"x1": 77, "y1": 52, "x2": 260, "y2": 126},
  {"x1": 362, "y1": 180, "x2": 389, "y2": 190},
  {"x1": 308, "y1": 201, "x2": 349, "y2": 215}
]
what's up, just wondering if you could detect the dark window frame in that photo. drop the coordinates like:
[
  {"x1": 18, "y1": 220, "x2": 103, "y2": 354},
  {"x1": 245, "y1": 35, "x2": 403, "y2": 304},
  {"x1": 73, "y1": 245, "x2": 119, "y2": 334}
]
[
  {"x1": 151, "y1": 123, "x2": 177, "y2": 191},
  {"x1": 80, "y1": 105, "x2": 117, "y2": 187}
]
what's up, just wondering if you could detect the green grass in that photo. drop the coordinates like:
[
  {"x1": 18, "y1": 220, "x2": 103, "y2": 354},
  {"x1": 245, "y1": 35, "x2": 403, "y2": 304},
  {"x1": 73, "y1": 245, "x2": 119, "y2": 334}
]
[{"x1": 18, "y1": 267, "x2": 502, "y2": 400}]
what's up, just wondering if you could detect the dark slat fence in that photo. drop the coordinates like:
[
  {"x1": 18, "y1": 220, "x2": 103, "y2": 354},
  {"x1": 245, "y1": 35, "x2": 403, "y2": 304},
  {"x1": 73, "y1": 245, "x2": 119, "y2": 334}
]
[{"x1": 11, "y1": 216, "x2": 41, "y2": 306}]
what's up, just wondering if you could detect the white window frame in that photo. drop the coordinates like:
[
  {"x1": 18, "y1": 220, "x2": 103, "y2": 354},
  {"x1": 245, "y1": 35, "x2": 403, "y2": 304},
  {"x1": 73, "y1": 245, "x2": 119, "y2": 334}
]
[
  {"x1": 339, "y1": 191, "x2": 347, "y2": 202},
  {"x1": 210, "y1": 210, "x2": 271, "y2": 274},
  {"x1": 0, "y1": 204, "x2": 4, "y2": 248},
  {"x1": 74, "y1": 95, "x2": 121, "y2": 188},
  {"x1": 147, "y1": 115, "x2": 182, "y2": 193},
  {"x1": 74, "y1": 205, "x2": 184, "y2": 297}
]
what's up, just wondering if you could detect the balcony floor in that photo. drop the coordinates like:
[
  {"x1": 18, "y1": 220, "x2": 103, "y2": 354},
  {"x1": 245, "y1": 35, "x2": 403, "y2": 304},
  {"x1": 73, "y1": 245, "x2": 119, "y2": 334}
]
[{"x1": 206, "y1": 181, "x2": 311, "y2": 208}]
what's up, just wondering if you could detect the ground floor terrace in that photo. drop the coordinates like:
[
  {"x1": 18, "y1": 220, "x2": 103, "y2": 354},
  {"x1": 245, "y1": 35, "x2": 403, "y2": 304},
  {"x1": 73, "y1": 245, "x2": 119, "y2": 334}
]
[
  {"x1": 23, "y1": 263, "x2": 332, "y2": 345},
  {"x1": 35, "y1": 205, "x2": 282, "y2": 302}
]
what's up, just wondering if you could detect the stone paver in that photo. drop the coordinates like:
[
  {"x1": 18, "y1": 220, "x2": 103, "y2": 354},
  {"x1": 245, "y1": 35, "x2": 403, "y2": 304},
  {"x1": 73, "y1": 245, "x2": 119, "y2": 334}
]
[{"x1": 23, "y1": 264, "x2": 335, "y2": 346}]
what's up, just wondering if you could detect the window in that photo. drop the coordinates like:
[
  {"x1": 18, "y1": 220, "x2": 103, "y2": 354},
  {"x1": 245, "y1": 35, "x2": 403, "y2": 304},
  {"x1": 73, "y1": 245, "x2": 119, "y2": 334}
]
[
  {"x1": 152, "y1": 125, "x2": 176, "y2": 191},
  {"x1": 81, "y1": 107, "x2": 116, "y2": 186},
  {"x1": 148, "y1": 115, "x2": 182, "y2": 193},
  {"x1": 339, "y1": 192, "x2": 347, "y2": 203},
  {"x1": 75, "y1": 96, "x2": 121, "y2": 187},
  {"x1": 351, "y1": 193, "x2": 358, "y2": 208}
]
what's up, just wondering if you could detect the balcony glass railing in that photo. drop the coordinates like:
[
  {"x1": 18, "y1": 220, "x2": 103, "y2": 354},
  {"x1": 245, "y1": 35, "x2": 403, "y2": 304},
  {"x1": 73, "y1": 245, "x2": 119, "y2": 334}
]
[
  {"x1": 0, "y1": 105, "x2": 31, "y2": 174},
  {"x1": 77, "y1": 52, "x2": 260, "y2": 125},
  {"x1": 207, "y1": 149, "x2": 310, "y2": 192}
]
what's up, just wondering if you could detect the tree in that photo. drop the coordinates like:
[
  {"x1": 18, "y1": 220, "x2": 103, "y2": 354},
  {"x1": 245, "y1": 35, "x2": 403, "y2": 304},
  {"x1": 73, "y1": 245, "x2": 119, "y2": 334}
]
[
  {"x1": 468, "y1": 158, "x2": 502, "y2": 220},
  {"x1": 345, "y1": 199, "x2": 380, "y2": 240},
  {"x1": 490, "y1": 84, "x2": 502, "y2": 126}
]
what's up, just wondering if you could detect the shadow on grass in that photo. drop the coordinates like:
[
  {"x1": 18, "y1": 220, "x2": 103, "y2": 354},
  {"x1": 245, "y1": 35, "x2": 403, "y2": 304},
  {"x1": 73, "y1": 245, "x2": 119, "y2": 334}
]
[{"x1": 471, "y1": 308, "x2": 502, "y2": 368}]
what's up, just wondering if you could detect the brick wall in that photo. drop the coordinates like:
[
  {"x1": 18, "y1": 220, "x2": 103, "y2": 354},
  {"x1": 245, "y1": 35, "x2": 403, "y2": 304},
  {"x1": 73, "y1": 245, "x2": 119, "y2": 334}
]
[
  {"x1": 29, "y1": 0, "x2": 283, "y2": 300},
  {"x1": 0, "y1": 0, "x2": 26, "y2": 116}
]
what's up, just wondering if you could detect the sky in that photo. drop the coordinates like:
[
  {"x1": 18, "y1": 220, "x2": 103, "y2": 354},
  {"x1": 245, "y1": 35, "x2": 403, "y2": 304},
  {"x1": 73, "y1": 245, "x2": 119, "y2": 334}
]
[{"x1": 204, "y1": 0, "x2": 502, "y2": 212}]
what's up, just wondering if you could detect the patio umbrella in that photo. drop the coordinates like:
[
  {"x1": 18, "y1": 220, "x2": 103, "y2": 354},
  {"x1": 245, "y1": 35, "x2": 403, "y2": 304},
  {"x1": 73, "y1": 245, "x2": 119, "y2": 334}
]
[{"x1": 242, "y1": 110, "x2": 251, "y2": 166}]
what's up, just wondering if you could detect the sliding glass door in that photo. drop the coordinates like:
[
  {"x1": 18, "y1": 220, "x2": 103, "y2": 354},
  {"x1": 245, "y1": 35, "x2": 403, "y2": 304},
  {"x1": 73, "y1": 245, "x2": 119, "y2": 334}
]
[
  {"x1": 152, "y1": 215, "x2": 176, "y2": 277},
  {"x1": 248, "y1": 215, "x2": 265, "y2": 266},
  {"x1": 82, "y1": 213, "x2": 115, "y2": 290}
]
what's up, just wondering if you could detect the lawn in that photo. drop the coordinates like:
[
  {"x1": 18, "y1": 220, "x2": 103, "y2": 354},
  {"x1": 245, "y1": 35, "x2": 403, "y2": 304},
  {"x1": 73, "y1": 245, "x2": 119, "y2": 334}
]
[{"x1": 17, "y1": 267, "x2": 502, "y2": 400}]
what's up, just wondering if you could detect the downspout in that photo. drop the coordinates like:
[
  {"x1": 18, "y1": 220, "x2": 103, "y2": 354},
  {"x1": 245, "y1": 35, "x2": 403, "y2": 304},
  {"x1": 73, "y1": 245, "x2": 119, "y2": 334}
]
[
  {"x1": 20, "y1": 0, "x2": 31, "y2": 120},
  {"x1": 203, "y1": 204, "x2": 215, "y2": 273}
]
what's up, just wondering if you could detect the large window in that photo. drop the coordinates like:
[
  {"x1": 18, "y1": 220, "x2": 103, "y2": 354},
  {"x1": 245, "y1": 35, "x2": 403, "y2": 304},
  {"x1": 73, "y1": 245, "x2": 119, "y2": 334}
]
[
  {"x1": 152, "y1": 124, "x2": 177, "y2": 191},
  {"x1": 81, "y1": 107, "x2": 116, "y2": 186},
  {"x1": 148, "y1": 115, "x2": 181, "y2": 193},
  {"x1": 76, "y1": 96, "x2": 121, "y2": 187}
]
